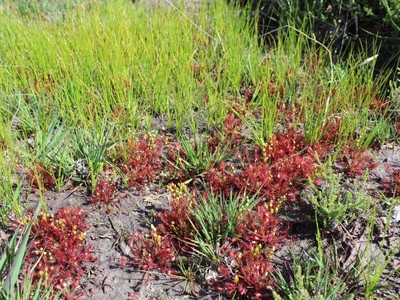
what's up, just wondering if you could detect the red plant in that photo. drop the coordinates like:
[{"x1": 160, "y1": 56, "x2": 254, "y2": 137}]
[
  {"x1": 395, "y1": 121, "x2": 400, "y2": 137},
  {"x1": 165, "y1": 140, "x2": 189, "y2": 180},
  {"x1": 260, "y1": 76, "x2": 285, "y2": 99},
  {"x1": 215, "y1": 247, "x2": 276, "y2": 299},
  {"x1": 380, "y1": 168, "x2": 400, "y2": 197},
  {"x1": 390, "y1": 170, "x2": 400, "y2": 196},
  {"x1": 157, "y1": 185, "x2": 199, "y2": 253},
  {"x1": 236, "y1": 160, "x2": 274, "y2": 199},
  {"x1": 213, "y1": 205, "x2": 286, "y2": 298},
  {"x1": 126, "y1": 181, "x2": 289, "y2": 298},
  {"x1": 27, "y1": 164, "x2": 56, "y2": 190},
  {"x1": 369, "y1": 98, "x2": 387, "y2": 113},
  {"x1": 336, "y1": 146, "x2": 376, "y2": 177},
  {"x1": 87, "y1": 179, "x2": 118, "y2": 211},
  {"x1": 24, "y1": 207, "x2": 95, "y2": 298},
  {"x1": 126, "y1": 183, "x2": 195, "y2": 274},
  {"x1": 263, "y1": 129, "x2": 305, "y2": 161},
  {"x1": 236, "y1": 204, "x2": 287, "y2": 248},
  {"x1": 354, "y1": 85, "x2": 387, "y2": 113},
  {"x1": 0, "y1": 138, "x2": 6, "y2": 150},
  {"x1": 275, "y1": 102, "x2": 301, "y2": 126},
  {"x1": 207, "y1": 129, "x2": 318, "y2": 202},
  {"x1": 126, "y1": 228, "x2": 178, "y2": 275},
  {"x1": 115, "y1": 136, "x2": 162, "y2": 189},
  {"x1": 240, "y1": 84, "x2": 256, "y2": 102},
  {"x1": 206, "y1": 162, "x2": 237, "y2": 196},
  {"x1": 207, "y1": 112, "x2": 243, "y2": 152},
  {"x1": 320, "y1": 117, "x2": 341, "y2": 145}
]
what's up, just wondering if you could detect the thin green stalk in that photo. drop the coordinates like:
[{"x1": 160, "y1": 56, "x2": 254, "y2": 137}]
[{"x1": 1, "y1": 201, "x2": 41, "y2": 297}]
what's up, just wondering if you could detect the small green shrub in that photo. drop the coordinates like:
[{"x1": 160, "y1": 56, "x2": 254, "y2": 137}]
[
  {"x1": 274, "y1": 209, "x2": 400, "y2": 300},
  {"x1": 305, "y1": 158, "x2": 371, "y2": 229},
  {"x1": 273, "y1": 226, "x2": 356, "y2": 300}
]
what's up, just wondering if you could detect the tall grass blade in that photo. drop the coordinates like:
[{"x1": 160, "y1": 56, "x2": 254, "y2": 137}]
[{"x1": 1, "y1": 201, "x2": 41, "y2": 297}]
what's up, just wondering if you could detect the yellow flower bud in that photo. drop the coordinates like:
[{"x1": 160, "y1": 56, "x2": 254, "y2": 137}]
[{"x1": 234, "y1": 275, "x2": 239, "y2": 284}]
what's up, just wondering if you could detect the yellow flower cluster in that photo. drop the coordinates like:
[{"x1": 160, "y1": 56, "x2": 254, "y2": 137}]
[
  {"x1": 266, "y1": 196, "x2": 285, "y2": 215},
  {"x1": 253, "y1": 243, "x2": 263, "y2": 257},
  {"x1": 151, "y1": 224, "x2": 162, "y2": 248},
  {"x1": 34, "y1": 247, "x2": 56, "y2": 263},
  {"x1": 39, "y1": 212, "x2": 54, "y2": 223},
  {"x1": 55, "y1": 218, "x2": 66, "y2": 229},
  {"x1": 167, "y1": 182, "x2": 188, "y2": 200},
  {"x1": 18, "y1": 215, "x2": 32, "y2": 226}
]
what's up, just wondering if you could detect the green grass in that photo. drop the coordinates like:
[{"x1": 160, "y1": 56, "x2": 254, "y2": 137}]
[
  {"x1": 188, "y1": 187, "x2": 260, "y2": 263},
  {"x1": 167, "y1": 131, "x2": 234, "y2": 178},
  {"x1": 273, "y1": 205, "x2": 400, "y2": 300},
  {"x1": 1, "y1": 203, "x2": 42, "y2": 299},
  {"x1": 0, "y1": 0, "x2": 390, "y2": 144}
]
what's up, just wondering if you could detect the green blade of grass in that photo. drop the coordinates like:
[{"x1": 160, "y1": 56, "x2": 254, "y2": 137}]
[{"x1": 1, "y1": 201, "x2": 41, "y2": 296}]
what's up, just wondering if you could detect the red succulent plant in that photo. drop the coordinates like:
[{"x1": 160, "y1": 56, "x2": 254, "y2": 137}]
[
  {"x1": 115, "y1": 135, "x2": 162, "y2": 189},
  {"x1": 23, "y1": 207, "x2": 95, "y2": 298},
  {"x1": 87, "y1": 178, "x2": 118, "y2": 211}
]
